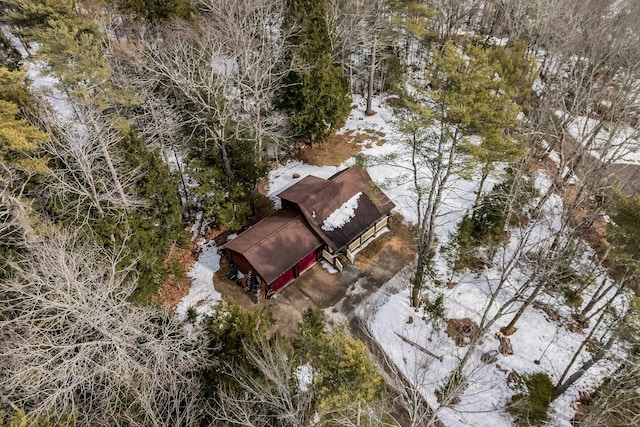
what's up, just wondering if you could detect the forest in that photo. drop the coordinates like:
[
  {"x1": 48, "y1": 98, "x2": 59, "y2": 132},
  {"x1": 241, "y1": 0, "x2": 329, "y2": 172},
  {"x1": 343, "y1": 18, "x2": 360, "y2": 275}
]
[{"x1": 1, "y1": 0, "x2": 640, "y2": 426}]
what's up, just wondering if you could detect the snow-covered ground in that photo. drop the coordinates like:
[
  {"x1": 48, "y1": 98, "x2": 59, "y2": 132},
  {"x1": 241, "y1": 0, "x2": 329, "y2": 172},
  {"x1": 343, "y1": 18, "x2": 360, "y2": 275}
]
[
  {"x1": 566, "y1": 115, "x2": 640, "y2": 165},
  {"x1": 6, "y1": 21, "x2": 630, "y2": 425},
  {"x1": 1, "y1": 25, "x2": 76, "y2": 122},
  {"x1": 260, "y1": 95, "x2": 626, "y2": 426},
  {"x1": 175, "y1": 239, "x2": 222, "y2": 321}
]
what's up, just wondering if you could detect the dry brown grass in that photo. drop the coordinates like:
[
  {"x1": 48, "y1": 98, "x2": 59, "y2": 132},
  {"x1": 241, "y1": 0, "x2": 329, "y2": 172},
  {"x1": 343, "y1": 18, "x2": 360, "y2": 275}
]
[
  {"x1": 354, "y1": 214, "x2": 416, "y2": 271},
  {"x1": 152, "y1": 243, "x2": 198, "y2": 310},
  {"x1": 295, "y1": 129, "x2": 385, "y2": 166}
]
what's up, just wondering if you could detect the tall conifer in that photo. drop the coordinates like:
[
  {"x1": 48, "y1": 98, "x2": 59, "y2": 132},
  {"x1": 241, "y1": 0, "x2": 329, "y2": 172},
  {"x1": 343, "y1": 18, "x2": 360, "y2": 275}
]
[{"x1": 276, "y1": 0, "x2": 350, "y2": 144}]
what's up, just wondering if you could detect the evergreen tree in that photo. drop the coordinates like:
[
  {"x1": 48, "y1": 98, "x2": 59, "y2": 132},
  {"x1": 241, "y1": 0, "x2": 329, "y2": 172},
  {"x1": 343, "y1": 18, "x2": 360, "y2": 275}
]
[
  {"x1": 609, "y1": 190, "x2": 640, "y2": 282},
  {"x1": 399, "y1": 40, "x2": 527, "y2": 307},
  {"x1": 93, "y1": 128, "x2": 185, "y2": 302},
  {"x1": 0, "y1": 67, "x2": 49, "y2": 280},
  {"x1": 294, "y1": 308, "x2": 385, "y2": 419},
  {"x1": 203, "y1": 304, "x2": 387, "y2": 425},
  {"x1": 4, "y1": 0, "x2": 76, "y2": 33},
  {"x1": 0, "y1": 68, "x2": 50, "y2": 174},
  {"x1": 276, "y1": 0, "x2": 351, "y2": 144},
  {"x1": 202, "y1": 300, "x2": 274, "y2": 394},
  {"x1": 187, "y1": 118, "x2": 268, "y2": 230},
  {"x1": 117, "y1": 0, "x2": 192, "y2": 21}
]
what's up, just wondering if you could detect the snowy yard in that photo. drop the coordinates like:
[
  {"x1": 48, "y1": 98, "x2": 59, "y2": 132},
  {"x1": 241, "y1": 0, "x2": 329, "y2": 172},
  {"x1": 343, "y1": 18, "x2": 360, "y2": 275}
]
[
  {"x1": 171, "y1": 94, "x2": 629, "y2": 425},
  {"x1": 3, "y1": 38, "x2": 622, "y2": 419}
]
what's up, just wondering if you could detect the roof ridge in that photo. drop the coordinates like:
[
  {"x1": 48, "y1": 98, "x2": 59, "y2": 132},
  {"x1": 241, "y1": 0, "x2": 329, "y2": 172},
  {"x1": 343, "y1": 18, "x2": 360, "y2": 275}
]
[{"x1": 243, "y1": 213, "x2": 303, "y2": 255}]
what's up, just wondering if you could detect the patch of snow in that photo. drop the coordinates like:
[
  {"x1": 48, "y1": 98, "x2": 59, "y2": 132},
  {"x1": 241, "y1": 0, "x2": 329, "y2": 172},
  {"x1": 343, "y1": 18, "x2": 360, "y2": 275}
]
[
  {"x1": 0, "y1": 25, "x2": 29, "y2": 58},
  {"x1": 320, "y1": 260, "x2": 338, "y2": 274},
  {"x1": 366, "y1": 265, "x2": 625, "y2": 427},
  {"x1": 567, "y1": 115, "x2": 640, "y2": 165},
  {"x1": 190, "y1": 211, "x2": 204, "y2": 241},
  {"x1": 535, "y1": 170, "x2": 553, "y2": 195},
  {"x1": 321, "y1": 192, "x2": 362, "y2": 232},
  {"x1": 175, "y1": 240, "x2": 222, "y2": 321},
  {"x1": 0, "y1": 26, "x2": 75, "y2": 122},
  {"x1": 267, "y1": 161, "x2": 338, "y2": 209},
  {"x1": 295, "y1": 363, "x2": 314, "y2": 392}
]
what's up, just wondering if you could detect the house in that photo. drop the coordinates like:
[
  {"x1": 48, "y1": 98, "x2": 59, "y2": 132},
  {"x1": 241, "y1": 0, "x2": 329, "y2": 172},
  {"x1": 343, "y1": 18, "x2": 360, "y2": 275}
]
[{"x1": 224, "y1": 167, "x2": 395, "y2": 302}]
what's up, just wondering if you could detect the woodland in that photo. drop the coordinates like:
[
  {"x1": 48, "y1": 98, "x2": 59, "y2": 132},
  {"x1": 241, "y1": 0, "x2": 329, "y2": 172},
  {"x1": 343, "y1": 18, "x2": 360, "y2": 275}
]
[{"x1": 1, "y1": 0, "x2": 640, "y2": 426}]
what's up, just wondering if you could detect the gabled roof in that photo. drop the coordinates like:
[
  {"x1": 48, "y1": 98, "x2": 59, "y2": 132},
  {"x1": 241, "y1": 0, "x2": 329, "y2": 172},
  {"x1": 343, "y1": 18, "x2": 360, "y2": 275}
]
[
  {"x1": 277, "y1": 175, "x2": 327, "y2": 204},
  {"x1": 278, "y1": 168, "x2": 395, "y2": 251},
  {"x1": 224, "y1": 209, "x2": 322, "y2": 284}
]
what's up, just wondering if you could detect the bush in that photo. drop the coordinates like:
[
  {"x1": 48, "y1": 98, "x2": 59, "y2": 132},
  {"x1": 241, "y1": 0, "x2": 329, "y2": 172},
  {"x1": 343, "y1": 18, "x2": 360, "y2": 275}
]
[
  {"x1": 424, "y1": 293, "x2": 446, "y2": 325},
  {"x1": 436, "y1": 369, "x2": 466, "y2": 405},
  {"x1": 508, "y1": 372, "x2": 554, "y2": 426}
]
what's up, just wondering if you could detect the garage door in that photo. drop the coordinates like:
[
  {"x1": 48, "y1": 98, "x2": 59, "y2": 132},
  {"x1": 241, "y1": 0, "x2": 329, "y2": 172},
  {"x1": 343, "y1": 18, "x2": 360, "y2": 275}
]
[
  {"x1": 297, "y1": 251, "x2": 317, "y2": 274},
  {"x1": 272, "y1": 267, "x2": 295, "y2": 292}
]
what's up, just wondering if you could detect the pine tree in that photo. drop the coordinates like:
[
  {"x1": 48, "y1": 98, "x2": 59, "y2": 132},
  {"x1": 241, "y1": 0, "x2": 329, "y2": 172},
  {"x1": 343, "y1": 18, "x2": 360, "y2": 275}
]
[
  {"x1": 0, "y1": 68, "x2": 49, "y2": 174},
  {"x1": 401, "y1": 40, "x2": 526, "y2": 308},
  {"x1": 187, "y1": 119, "x2": 268, "y2": 230},
  {"x1": 4, "y1": 0, "x2": 76, "y2": 33},
  {"x1": 116, "y1": 129, "x2": 185, "y2": 301},
  {"x1": 90, "y1": 128, "x2": 184, "y2": 302},
  {"x1": 276, "y1": 0, "x2": 351, "y2": 144},
  {"x1": 609, "y1": 190, "x2": 640, "y2": 280},
  {"x1": 119, "y1": 0, "x2": 192, "y2": 21}
]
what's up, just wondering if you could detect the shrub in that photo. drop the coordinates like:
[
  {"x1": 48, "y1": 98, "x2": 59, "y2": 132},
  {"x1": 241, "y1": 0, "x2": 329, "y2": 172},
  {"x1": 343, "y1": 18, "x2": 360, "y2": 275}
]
[
  {"x1": 436, "y1": 369, "x2": 467, "y2": 405},
  {"x1": 424, "y1": 293, "x2": 446, "y2": 325},
  {"x1": 508, "y1": 372, "x2": 554, "y2": 426}
]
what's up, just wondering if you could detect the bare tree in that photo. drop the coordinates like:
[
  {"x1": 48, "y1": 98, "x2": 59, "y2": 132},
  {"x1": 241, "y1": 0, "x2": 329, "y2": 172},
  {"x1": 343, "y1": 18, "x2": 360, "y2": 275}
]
[
  {"x1": 35, "y1": 104, "x2": 139, "y2": 223},
  {"x1": 577, "y1": 328, "x2": 640, "y2": 427},
  {"x1": 211, "y1": 336, "x2": 313, "y2": 426},
  {"x1": 477, "y1": 0, "x2": 530, "y2": 40},
  {"x1": 326, "y1": 0, "x2": 390, "y2": 112},
  {"x1": 211, "y1": 335, "x2": 395, "y2": 426},
  {"x1": 425, "y1": 0, "x2": 483, "y2": 42},
  {"x1": 129, "y1": 0, "x2": 294, "y2": 166},
  {"x1": 0, "y1": 229, "x2": 209, "y2": 426}
]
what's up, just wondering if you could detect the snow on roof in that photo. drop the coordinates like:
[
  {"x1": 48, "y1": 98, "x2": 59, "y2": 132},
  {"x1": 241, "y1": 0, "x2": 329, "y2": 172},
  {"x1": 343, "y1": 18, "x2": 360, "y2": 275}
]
[{"x1": 321, "y1": 192, "x2": 362, "y2": 232}]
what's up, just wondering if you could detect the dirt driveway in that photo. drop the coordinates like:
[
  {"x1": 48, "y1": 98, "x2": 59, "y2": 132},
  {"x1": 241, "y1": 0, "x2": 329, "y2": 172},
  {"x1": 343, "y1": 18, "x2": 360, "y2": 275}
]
[{"x1": 214, "y1": 214, "x2": 416, "y2": 335}]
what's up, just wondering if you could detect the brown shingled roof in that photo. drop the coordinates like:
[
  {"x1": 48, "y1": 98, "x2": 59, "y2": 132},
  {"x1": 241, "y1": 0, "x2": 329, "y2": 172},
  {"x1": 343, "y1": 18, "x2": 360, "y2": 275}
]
[
  {"x1": 224, "y1": 210, "x2": 322, "y2": 284},
  {"x1": 278, "y1": 168, "x2": 395, "y2": 251},
  {"x1": 276, "y1": 175, "x2": 327, "y2": 204}
]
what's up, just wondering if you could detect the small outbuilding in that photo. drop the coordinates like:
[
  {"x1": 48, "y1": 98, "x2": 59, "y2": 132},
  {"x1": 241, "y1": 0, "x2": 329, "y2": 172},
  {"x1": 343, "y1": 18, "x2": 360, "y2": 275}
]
[{"x1": 224, "y1": 167, "x2": 395, "y2": 302}]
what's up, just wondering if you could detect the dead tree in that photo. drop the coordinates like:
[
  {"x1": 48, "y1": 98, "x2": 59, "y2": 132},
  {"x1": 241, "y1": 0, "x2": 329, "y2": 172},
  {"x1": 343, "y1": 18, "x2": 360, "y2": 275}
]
[{"x1": 0, "y1": 230, "x2": 209, "y2": 426}]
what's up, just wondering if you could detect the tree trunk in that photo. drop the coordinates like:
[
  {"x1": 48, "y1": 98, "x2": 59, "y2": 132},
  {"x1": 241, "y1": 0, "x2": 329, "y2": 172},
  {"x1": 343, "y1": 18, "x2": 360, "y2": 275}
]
[
  {"x1": 554, "y1": 333, "x2": 615, "y2": 398},
  {"x1": 473, "y1": 168, "x2": 489, "y2": 211},
  {"x1": 219, "y1": 139, "x2": 234, "y2": 179},
  {"x1": 501, "y1": 278, "x2": 541, "y2": 333},
  {"x1": 98, "y1": 140, "x2": 128, "y2": 205},
  {"x1": 579, "y1": 277, "x2": 614, "y2": 319},
  {"x1": 365, "y1": 38, "x2": 377, "y2": 115}
]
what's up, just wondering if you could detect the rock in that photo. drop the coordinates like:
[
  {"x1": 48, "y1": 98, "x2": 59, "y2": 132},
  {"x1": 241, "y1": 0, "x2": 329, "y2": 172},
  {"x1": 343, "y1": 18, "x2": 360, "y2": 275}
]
[
  {"x1": 481, "y1": 350, "x2": 498, "y2": 364},
  {"x1": 446, "y1": 318, "x2": 480, "y2": 347},
  {"x1": 495, "y1": 332, "x2": 513, "y2": 355},
  {"x1": 507, "y1": 371, "x2": 520, "y2": 385}
]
